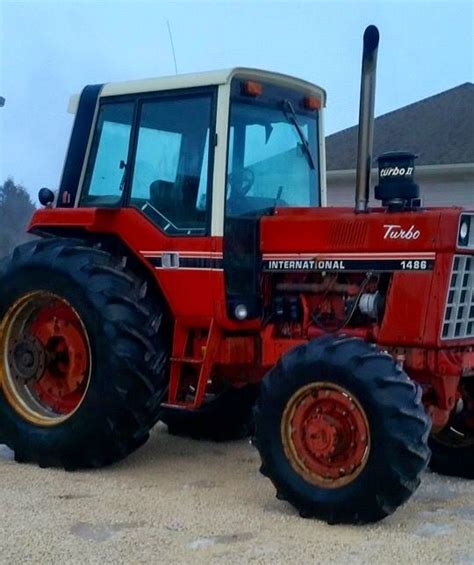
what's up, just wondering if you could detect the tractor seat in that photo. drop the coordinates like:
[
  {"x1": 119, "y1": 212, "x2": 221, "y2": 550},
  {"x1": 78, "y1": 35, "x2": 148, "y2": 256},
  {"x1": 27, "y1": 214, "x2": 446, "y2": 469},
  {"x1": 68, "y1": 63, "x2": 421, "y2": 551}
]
[
  {"x1": 149, "y1": 177, "x2": 205, "y2": 227},
  {"x1": 149, "y1": 179, "x2": 177, "y2": 215}
]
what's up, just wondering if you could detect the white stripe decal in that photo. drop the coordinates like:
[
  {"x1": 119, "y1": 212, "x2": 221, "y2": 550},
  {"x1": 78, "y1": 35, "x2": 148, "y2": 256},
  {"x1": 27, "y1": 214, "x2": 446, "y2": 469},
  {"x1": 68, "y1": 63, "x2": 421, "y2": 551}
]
[
  {"x1": 140, "y1": 251, "x2": 223, "y2": 257},
  {"x1": 153, "y1": 267, "x2": 224, "y2": 271}
]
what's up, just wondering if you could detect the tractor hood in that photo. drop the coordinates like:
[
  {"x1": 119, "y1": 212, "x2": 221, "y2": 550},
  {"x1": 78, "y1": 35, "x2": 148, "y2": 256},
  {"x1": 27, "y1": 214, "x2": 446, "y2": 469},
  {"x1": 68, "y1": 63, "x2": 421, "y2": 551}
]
[{"x1": 260, "y1": 207, "x2": 463, "y2": 258}]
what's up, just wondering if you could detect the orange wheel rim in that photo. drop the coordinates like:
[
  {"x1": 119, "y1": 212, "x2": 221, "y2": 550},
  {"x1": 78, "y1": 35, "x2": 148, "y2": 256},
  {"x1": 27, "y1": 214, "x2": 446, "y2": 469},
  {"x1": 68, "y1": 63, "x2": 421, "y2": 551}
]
[
  {"x1": 281, "y1": 382, "x2": 370, "y2": 488},
  {"x1": 0, "y1": 291, "x2": 91, "y2": 426}
]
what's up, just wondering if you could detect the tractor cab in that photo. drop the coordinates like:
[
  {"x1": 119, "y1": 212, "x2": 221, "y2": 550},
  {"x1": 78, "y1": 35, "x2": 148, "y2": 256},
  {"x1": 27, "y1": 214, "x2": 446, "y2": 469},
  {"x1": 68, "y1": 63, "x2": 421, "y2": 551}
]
[
  {"x1": 36, "y1": 68, "x2": 327, "y2": 325},
  {"x1": 56, "y1": 68, "x2": 326, "y2": 226}
]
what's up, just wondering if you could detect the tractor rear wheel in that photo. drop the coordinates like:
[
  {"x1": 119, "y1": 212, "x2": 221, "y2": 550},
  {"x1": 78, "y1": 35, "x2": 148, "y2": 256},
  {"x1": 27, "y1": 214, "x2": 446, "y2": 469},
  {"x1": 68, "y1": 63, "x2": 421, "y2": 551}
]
[
  {"x1": 428, "y1": 380, "x2": 474, "y2": 479},
  {"x1": 0, "y1": 238, "x2": 169, "y2": 469},
  {"x1": 160, "y1": 385, "x2": 259, "y2": 441},
  {"x1": 253, "y1": 335, "x2": 431, "y2": 524}
]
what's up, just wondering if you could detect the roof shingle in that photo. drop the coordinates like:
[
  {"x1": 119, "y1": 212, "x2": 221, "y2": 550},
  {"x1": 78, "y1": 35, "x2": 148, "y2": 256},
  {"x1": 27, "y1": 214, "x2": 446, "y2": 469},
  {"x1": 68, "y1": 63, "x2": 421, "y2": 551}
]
[{"x1": 326, "y1": 82, "x2": 474, "y2": 170}]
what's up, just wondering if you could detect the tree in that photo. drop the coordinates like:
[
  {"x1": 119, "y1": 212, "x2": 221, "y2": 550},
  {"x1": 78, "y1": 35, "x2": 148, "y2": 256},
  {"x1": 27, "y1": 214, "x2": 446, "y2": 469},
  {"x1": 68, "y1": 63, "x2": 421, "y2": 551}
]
[{"x1": 0, "y1": 179, "x2": 36, "y2": 258}]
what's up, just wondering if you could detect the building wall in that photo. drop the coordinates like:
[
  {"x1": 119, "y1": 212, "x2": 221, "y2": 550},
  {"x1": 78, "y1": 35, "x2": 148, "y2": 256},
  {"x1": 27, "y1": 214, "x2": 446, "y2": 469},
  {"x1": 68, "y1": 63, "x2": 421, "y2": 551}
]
[{"x1": 327, "y1": 163, "x2": 473, "y2": 208}]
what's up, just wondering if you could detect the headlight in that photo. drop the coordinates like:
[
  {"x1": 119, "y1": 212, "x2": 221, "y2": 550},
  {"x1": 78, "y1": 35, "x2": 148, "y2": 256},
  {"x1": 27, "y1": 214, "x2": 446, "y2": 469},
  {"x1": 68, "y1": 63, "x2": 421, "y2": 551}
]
[
  {"x1": 460, "y1": 219, "x2": 469, "y2": 240},
  {"x1": 458, "y1": 214, "x2": 473, "y2": 248},
  {"x1": 234, "y1": 304, "x2": 248, "y2": 320}
]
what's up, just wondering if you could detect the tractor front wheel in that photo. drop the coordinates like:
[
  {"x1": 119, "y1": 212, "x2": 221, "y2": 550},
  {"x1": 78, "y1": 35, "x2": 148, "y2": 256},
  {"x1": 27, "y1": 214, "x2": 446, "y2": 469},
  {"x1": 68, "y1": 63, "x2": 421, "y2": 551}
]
[
  {"x1": 253, "y1": 335, "x2": 431, "y2": 524},
  {"x1": 0, "y1": 238, "x2": 169, "y2": 469},
  {"x1": 429, "y1": 380, "x2": 474, "y2": 479}
]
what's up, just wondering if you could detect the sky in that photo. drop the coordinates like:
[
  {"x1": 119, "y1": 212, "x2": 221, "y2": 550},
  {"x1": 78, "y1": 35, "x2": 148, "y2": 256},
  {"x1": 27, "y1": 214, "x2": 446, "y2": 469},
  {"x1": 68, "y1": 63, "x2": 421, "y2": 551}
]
[{"x1": 0, "y1": 0, "x2": 473, "y2": 198}]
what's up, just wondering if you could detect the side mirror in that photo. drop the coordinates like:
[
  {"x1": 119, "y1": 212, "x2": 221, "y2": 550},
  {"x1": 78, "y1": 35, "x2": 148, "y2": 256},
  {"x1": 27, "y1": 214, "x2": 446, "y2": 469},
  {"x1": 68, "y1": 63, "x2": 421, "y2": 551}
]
[{"x1": 38, "y1": 188, "x2": 55, "y2": 207}]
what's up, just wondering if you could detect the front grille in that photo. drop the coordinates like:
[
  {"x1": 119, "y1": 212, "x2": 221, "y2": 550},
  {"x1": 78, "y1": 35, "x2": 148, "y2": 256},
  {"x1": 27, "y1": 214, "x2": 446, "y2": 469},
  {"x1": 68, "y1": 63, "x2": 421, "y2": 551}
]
[{"x1": 441, "y1": 255, "x2": 474, "y2": 340}]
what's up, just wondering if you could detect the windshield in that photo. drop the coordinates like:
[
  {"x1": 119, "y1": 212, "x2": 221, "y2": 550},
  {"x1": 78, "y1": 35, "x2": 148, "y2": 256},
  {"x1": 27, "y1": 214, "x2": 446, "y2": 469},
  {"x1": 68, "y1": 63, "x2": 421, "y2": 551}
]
[{"x1": 226, "y1": 98, "x2": 320, "y2": 217}]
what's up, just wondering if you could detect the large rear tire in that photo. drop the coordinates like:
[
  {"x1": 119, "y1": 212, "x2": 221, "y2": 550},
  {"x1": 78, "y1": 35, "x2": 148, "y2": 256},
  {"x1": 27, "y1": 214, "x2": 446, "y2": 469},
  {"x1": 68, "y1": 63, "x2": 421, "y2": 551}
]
[
  {"x1": 253, "y1": 335, "x2": 431, "y2": 524},
  {"x1": 0, "y1": 238, "x2": 169, "y2": 469},
  {"x1": 160, "y1": 384, "x2": 259, "y2": 441}
]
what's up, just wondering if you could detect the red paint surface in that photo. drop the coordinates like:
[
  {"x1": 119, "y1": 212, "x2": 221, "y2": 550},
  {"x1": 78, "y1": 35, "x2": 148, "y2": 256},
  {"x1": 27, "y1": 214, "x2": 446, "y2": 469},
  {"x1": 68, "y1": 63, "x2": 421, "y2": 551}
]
[{"x1": 29, "y1": 205, "x2": 473, "y2": 415}]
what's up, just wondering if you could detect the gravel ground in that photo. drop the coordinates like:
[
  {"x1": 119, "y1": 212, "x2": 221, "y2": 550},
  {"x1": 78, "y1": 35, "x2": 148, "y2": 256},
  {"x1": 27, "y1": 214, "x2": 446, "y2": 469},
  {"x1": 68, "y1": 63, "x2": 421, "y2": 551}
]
[{"x1": 0, "y1": 424, "x2": 472, "y2": 564}]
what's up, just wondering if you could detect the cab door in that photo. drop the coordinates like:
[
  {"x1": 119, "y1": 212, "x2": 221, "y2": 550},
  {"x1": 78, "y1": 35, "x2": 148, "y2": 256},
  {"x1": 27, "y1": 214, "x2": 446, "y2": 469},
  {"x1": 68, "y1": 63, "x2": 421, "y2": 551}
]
[{"x1": 79, "y1": 88, "x2": 218, "y2": 321}]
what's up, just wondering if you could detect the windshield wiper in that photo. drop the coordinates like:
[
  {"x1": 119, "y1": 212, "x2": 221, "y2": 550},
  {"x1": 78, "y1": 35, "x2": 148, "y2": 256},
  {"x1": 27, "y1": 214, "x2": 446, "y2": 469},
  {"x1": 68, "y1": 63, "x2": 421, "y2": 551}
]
[{"x1": 282, "y1": 99, "x2": 316, "y2": 170}]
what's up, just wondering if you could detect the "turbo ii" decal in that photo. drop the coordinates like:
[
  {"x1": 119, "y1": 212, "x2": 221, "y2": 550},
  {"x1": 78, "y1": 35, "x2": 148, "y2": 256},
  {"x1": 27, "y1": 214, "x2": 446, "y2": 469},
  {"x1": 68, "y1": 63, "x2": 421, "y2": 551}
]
[{"x1": 380, "y1": 166, "x2": 414, "y2": 178}]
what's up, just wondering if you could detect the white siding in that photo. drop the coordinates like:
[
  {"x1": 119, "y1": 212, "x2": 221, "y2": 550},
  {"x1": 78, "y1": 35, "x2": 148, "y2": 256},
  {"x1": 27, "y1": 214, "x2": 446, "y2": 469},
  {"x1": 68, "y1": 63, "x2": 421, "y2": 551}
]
[{"x1": 327, "y1": 164, "x2": 474, "y2": 208}]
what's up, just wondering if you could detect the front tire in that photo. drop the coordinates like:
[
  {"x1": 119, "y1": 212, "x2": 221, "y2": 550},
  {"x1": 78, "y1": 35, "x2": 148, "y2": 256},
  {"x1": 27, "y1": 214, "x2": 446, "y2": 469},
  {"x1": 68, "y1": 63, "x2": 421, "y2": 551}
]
[
  {"x1": 0, "y1": 238, "x2": 169, "y2": 469},
  {"x1": 253, "y1": 335, "x2": 431, "y2": 524},
  {"x1": 429, "y1": 379, "x2": 474, "y2": 479}
]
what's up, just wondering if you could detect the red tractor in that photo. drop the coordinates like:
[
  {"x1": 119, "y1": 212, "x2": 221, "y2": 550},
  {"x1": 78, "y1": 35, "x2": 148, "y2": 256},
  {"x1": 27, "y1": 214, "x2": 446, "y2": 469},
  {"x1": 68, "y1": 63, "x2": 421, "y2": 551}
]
[{"x1": 0, "y1": 26, "x2": 472, "y2": 524}]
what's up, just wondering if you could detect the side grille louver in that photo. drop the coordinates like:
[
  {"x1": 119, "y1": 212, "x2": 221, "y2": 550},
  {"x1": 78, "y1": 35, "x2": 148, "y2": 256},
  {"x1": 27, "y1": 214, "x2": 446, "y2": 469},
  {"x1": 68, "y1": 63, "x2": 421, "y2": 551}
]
[{"x1": 328, "y1": 222, "x2": 369, "y2": 248}]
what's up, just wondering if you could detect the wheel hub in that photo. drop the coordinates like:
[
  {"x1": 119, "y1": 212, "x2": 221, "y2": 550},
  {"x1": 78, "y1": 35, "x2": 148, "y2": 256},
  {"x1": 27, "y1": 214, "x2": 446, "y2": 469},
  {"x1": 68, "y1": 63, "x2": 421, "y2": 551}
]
[
  {"x1": 282, "y1": 382, "x2": 370, "y2": 488},
  {"x1": 304, "y1": 414, "x2": 339, "y2": 457},
  {"x1": 8, "y1": 335, "x2": 46, "y2": 382}
]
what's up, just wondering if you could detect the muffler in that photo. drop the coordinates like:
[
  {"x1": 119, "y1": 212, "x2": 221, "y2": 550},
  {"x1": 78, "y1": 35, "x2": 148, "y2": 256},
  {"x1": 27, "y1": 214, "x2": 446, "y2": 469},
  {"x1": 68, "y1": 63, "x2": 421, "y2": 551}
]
[{"x1": 355, "y1": 25, "x2": 380, "y2": 213}]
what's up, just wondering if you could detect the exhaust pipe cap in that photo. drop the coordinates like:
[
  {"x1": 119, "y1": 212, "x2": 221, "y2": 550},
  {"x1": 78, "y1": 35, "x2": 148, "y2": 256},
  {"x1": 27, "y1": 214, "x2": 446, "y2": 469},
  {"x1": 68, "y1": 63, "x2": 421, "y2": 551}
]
[{"x1": 363, "y1": 25, "x2": 380, "y2": 53}]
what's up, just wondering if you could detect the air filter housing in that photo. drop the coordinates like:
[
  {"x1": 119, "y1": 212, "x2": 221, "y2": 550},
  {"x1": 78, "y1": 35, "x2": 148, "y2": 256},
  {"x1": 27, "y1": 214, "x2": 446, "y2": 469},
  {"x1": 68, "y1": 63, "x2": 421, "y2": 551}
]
[{"x1": 374, "y1": 151, "x2": 420, "y2": 210}]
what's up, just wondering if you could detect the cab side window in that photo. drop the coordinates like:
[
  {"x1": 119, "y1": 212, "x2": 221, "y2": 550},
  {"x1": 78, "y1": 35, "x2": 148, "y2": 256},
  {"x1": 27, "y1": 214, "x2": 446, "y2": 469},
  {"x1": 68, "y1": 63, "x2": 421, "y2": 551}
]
[
  {"x1": 130, "y1": 92, "x2": 214, "y2": 235},
  {"x1": 80, "y1": 102, "x2": 134, "y2": 206}
]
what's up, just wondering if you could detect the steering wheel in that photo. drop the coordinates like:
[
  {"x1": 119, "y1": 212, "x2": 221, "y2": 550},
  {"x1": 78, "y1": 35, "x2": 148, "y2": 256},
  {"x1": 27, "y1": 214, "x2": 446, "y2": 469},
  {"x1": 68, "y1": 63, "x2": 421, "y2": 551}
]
[{"x1": 228, "y1": 167, "x2": 255, "y2": 196}]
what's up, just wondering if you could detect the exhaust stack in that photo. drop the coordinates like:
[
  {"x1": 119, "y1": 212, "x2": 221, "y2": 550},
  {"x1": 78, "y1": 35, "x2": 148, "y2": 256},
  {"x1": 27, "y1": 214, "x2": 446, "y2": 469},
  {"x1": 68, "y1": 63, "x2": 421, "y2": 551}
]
[{"x1": 355, "y1": 25, "x2": 380, "y2": 213}]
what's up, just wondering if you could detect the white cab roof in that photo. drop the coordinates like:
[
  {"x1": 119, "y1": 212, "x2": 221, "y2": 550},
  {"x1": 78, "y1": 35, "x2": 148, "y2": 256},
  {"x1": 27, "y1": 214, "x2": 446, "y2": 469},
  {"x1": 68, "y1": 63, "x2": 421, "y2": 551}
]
[{"x1": 69, "y1": 68, "x2": 326, "y2": 113}]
